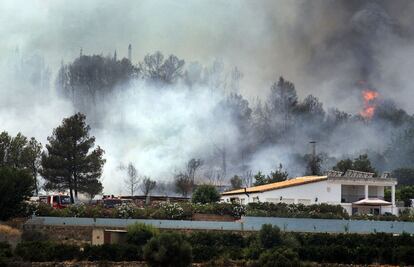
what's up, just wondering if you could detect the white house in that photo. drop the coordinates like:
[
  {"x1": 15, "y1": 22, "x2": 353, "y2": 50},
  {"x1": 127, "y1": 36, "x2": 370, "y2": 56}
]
[{"x1": 221, "y1": 170, "x2": 398, "y2": 215}]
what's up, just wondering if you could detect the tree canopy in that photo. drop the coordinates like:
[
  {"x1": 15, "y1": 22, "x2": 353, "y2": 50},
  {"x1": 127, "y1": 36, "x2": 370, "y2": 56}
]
[
  {"x1": 0, "y1": 131, "x2": 42, "y2": 195},
  {"x1": 0, "y1": 167, "x2": 34, "y2": 220},
  {"x1": 41, "y1": 113, "x2": 105, "y2": 203},
  {"x1": 191, "y1": 184, "x2": 221, "y2": 204},
  {"x1": 333, "y1": 154, "x2": 377, "y2": 175},
  {"x1": 253, "y1": 165, "x2": 289, "y2": 186}
]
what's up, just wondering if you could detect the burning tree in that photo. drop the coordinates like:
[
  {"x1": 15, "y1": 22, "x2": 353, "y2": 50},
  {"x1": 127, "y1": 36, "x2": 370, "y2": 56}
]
[{"x1": 360, "y1": 89, "x2": 379, "y2": 119}]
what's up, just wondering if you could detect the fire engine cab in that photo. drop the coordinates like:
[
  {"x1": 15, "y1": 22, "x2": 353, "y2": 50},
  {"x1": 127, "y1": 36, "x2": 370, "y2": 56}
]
[{"x1": 39, "y1": 194, "x2": 71, "y2": 209}]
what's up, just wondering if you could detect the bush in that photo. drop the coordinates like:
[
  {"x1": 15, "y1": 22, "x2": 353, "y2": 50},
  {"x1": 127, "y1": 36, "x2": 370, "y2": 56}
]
[
  {"x1": 155, "y1": 202, "x2": 188, "y2": 220},
  {"x1": 82, "y1": 243, "x2": 142, "y2": 261},
  {"x1": 246, "y1": 202, "x2": 349, "y2": 220},
  {"x1": 21, "y1": 229, "x2": 49, "y2": 242},
  {"x1": 188, "y1": 232, "x2": 220, "y2": 262},
  {"x1": 259, "y1": 224, "x2": 282, "y2": 249},
  {"x1": 192, "y1": 202, "x2": 244, "y2": 218},
  {"x1": 49, "y1": 243, "x2": 81, "y2": 261},
  {"x1": 143, "y1": 232, "x2": 192, "y2": 267},
  {"x1": 15, "y1": 241, "x2": 54, "y2": 261},
  {"x1": 192, "y1": 185, "x2": 221, "y2": 204},
  {"x1": 188, "y1": 231, "x2": 246, "y2": 262},
  {"x1": 0, "y1": 242, "x2": 12, "y2": 267},
  {"x1": 258, "y1": 248, "x2": 300, "y2": 267},
  {"x1": 127, "y1": 223, "x2": 159, "y2": 246}
]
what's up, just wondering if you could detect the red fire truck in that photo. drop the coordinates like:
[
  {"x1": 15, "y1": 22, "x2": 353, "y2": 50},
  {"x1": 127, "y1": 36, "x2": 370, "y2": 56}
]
[{"x1": 39, "y1": 194, "x2": 71, "y2": 209}]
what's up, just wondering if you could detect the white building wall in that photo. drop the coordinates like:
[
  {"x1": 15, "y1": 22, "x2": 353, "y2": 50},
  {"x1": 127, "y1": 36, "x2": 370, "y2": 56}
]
[{"x1": 221, "y1": 180, "x2": 342, "y2": 205}]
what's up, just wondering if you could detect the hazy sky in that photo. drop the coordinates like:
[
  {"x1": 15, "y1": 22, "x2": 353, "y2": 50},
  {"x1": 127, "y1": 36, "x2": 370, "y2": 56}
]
[{"x1": 2, "y1": 0, "x2": 414, "y2": 194}]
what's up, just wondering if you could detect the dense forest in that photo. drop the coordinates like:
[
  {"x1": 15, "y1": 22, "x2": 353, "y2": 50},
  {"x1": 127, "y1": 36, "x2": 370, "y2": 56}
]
[
  {"x1": 1, "y1": 47, "x2": 414, "y2": 195},
  {"x1": 54, "y1": 50, "x2": 414, "y2": 186}
]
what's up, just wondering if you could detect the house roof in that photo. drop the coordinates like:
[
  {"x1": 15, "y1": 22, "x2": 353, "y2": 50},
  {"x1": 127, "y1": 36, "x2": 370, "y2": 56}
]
[{"x1": 221, "y1": 175, "x2": 328, "y2": 196}]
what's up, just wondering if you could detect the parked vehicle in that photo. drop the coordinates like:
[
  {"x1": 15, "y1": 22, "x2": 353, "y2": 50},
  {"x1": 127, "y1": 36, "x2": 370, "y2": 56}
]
[
  {"x1": 102, "y1": 196, "x2": 136, "y2": 208},
  {"x1": 39, "y1": 194, "x2": 71, "y2": 209}
]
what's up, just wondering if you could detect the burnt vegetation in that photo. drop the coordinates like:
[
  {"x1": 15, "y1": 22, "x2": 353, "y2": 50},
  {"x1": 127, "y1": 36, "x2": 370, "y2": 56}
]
[{"x1": 55, "y1": 50, "x2": 414, "y2": 186}]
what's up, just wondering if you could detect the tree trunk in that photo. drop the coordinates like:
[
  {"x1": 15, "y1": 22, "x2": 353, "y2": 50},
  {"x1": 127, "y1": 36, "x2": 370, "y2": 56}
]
[
  {"x1": 74, "y1": 174, "x2": 78, "y2": 200},
  {"x1": 69, "y1": 188, "x2": 74, "y2": 204}
]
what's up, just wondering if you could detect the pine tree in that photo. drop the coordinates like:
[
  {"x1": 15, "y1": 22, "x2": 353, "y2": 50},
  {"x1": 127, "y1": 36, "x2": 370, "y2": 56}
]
[{"x1": 41, "y1": 113, "x2": 105, "y2": 203}]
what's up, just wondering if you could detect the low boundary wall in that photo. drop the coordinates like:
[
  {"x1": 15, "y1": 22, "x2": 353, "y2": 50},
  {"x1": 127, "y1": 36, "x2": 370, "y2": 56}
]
[{"x1": 25, "y1": 216, "x2": 414, "y2": 234}]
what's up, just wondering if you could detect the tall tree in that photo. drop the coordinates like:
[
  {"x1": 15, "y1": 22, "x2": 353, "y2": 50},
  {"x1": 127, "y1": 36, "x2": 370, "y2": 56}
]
[
  {"x1": 174, "y1": 172, "x2": 193, "y2": 197},
  {"x1": 21, "y1": 138, "x2": 42, "y2": 195},
  {"x1": 187, "y1": 158, "x2": 203, "y2": 185},
  {"x1": 267, "y1": 164, "x2": 289, "y2": 183},
  {"x1": 267, "y1": 77, "x2": 298, "y2": 136},
  {"x1": 0, "y1": 132, "x2": 42, "y2": 195},
  {"x1": 140, "y1": 51, "x2": 185, "y2": 84},
  {"x1": 41, "y1": 113, "x2": 105, "y2": 203},
  {"x1": 122, "y1": 162, "x2": 139, "y2": 196},
  {"x1": 230, "y1": 175, "x2": 243, "y2": 190},
  {"x1": 253, "y1": 171, "x2": 267, "y2": 186},
  {"x1": 0, "y1": 167, "x2": 34, "y2": 220},
  {"x1": 141, "y1": 176, "x2": 157, "y2": 197},
  {"x1": 305, "y1": 154, "x2": 323, "y2": 176},
  {"x1": 333, "y1": 154, "x2": 377, "y2": 175}
]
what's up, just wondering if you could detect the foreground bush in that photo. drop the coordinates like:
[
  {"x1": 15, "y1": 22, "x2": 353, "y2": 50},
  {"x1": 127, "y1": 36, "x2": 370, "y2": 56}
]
[
  {"x1": 127, "y1": 223, "x2": 159, "y2": 246},
  {"x1": 0, "y1": 242, "x2": 12, "y2": 267},
  {"x1": 82, "y1": 244, "x2": 142, "y2": 261},
  {"x1": 144, "y1": 232, "x2": 192, "y2": 267},
  {"x1": 188, "y1": 231, "x2": 245, "y2": 262},
  {"x1": 259, "y1": 224, "x2": 282, "y2": 249},
  {"x1": 15, "y1": 241, "x2": 80, "y2": 262},
  {"x1": 258, "y1": 248, "x2": 300, "y2": 267}
]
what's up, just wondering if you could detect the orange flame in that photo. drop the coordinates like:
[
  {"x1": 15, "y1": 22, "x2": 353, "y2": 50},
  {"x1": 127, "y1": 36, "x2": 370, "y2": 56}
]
[{"x1": 360, "y1": 89, "x2": 379, "y2": 119}]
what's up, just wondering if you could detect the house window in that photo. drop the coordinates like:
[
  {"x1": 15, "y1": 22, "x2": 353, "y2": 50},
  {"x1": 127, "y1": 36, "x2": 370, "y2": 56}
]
[
  {"x1": 240, "y1": 198, "x2": 245, "y2": 204},
  {"x1": 281, "y1": 198, "x2": 294, "y2": 204},
  {"x1": 265, "y1": 198, "x2": 279, "y2": 203},
  {"x1": 327, "y1": 187, "x2": 331, "y2": 192},
  {"x1": 298, "y1": 199, "x2": 311, "y2": 205}
]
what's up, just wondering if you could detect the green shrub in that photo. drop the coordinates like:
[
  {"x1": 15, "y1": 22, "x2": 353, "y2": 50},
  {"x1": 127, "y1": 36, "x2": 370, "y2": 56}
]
[
  {"x1": 127, "y1": 223, "x2": 159, "y2": 246},
  {"x1": 155, "y1": 202, "x2": 189, "y2": 220},
  {"x1": 82, "y1": 244, "x2": 142, "y2": 261},
  {"x1": 258, "y1": 248, "x2": 300, "y2": 267},
  {"x1": 0, "y1": 167, "x2": 34, "y2": 220},
  {"x1": 21, "y1": 229, "x2": 49, "y2": 242},
  {"x1": 49, "y1": 243, "x2": 81, "y2": 261},
  {"x1": 259, "y1": 224, "x2": 282, "y2": 249},
  {"x1": 188, "y1": 232, "x2": 219, "y2": 262},
  {"x1": 192, "y1": 185, "x2": 220, "y2": 204},
  {"x1": 0, "y1": 242, "x2": 12, "y2": 267},
  {"x1": 143, "y1": 232, "x2": 192, "y2": 267},
  {"x1": 246, "y1": 202, "x2": 349, "y2": 219},
  {"x1": 15, "y1": 241, "x2": 54, "y2": 261}
]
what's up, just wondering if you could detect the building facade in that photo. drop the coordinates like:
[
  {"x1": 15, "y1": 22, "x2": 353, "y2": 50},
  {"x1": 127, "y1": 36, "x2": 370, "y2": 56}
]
[{"x1": 221, "y1": 170, "x2": 398, "y2": 215}]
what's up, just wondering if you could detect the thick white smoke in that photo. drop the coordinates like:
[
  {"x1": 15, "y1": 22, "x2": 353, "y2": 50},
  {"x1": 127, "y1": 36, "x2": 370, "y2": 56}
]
[{"x1": 94, "y1": 80, "x2": 240, "y2": 193}]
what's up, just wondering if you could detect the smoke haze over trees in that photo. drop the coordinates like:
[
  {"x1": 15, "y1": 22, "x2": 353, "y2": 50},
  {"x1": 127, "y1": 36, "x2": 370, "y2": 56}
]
[{"x1": 2, "y1": 0, "x2": 414, "y2": 193}]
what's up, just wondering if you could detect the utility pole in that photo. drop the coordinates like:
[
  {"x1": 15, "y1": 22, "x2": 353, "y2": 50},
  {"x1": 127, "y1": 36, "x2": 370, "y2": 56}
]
[
  {"x1": 128, "y1": 44, "x2": 132, "y2": 62},
  {"x1": 310, "y1": 141, "x2": 316, "y2": 161}
]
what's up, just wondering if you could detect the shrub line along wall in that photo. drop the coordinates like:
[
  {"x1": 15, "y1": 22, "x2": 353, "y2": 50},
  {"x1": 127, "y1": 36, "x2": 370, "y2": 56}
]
[{"x1": 26, "y1": 216, "x2": 414, "y2": 234}]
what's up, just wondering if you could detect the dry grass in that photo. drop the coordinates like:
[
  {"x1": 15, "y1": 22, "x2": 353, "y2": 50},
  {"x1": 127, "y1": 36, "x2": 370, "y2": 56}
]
[{"x1": 0, "y1": 224, "x2": 21, "y2": 236}]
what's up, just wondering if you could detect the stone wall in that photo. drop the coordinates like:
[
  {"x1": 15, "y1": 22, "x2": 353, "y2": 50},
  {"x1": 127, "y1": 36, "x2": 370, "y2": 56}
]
[{"x1": 10, "y1": 261, "x2": 146, "y2": 267}]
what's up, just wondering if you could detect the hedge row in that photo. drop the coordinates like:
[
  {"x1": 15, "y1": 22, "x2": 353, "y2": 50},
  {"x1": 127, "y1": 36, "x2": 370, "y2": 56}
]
[
  {"x1": 29, "y1": 201, "x2": 414, "y2": 222},
  {"x1": 32, "y1": 202, "x2": 245, "y2": 220},
  {"x1": 12, "y1": 225, "x2": 414, "y2": 266}
]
